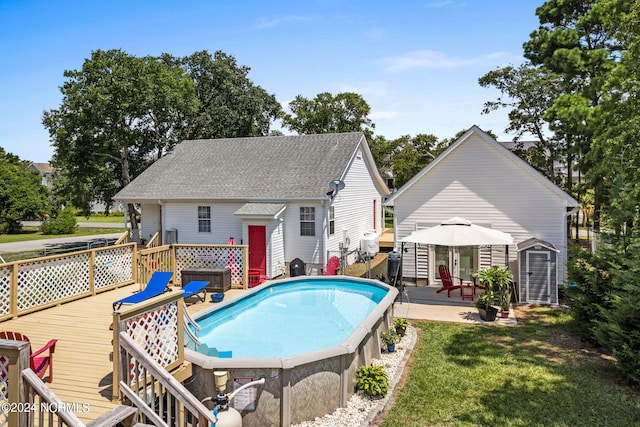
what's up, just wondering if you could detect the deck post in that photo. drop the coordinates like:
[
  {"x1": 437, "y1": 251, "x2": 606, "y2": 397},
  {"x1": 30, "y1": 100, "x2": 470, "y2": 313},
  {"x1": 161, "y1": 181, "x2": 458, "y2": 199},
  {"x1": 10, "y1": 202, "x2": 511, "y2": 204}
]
[{"x1": 1, "y1": 339, "x2": 29, "y2": 426}]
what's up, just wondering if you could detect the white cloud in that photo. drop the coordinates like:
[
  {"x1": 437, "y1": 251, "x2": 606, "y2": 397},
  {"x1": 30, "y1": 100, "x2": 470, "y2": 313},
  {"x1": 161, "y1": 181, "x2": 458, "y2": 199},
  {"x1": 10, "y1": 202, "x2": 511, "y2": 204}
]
[
  {"x1": 255, "y1": 15, "x2": 308, "y2": 29},
  {"x1": 378, "y1": 50, "x2": 520, "y2": 73},
  {"x1": 370, "y1": 110, "x2": 399, "y2": 121},
  {"x1": 337, "y1": 80, "x2": 391, "y2": 97}
]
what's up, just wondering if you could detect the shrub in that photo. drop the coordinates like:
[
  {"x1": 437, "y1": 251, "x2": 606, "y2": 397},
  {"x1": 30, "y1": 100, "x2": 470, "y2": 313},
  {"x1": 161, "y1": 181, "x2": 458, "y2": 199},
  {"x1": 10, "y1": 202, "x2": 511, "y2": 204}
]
[
  {"x1": 40, "y1": 207, "x2": 77, "y2": 235},
  {"x1": 356, "y1": 364, "x2": 389, "y2": 397}
]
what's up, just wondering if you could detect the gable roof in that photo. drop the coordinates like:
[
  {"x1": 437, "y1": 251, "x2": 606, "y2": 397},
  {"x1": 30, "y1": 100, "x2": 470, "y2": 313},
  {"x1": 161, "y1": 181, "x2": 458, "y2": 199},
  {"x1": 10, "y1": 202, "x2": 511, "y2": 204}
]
[
  {"x1": 114, "y1": 132, "x2": 388, "y2": 201},
  {"x1": 385, "y1": 125, "x2": 579, "y2": 207}
]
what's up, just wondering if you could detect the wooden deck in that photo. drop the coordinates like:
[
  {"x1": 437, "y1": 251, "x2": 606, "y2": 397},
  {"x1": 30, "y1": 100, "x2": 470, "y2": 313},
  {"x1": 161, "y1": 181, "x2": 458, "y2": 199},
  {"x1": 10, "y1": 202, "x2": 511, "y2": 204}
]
[
  {"x1": 380, "y1": 227, "x2": 394, "y2": 250},
  {"x1": 0, "y1": 284, "x2": 245, "y2": 424}
]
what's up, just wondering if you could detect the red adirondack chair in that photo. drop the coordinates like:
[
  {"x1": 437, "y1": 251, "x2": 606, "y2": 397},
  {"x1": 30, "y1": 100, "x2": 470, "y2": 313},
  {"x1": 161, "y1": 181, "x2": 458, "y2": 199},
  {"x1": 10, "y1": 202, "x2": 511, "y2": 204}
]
[
  {"x1": 322, "y1": 256, "x2": 340, "y2": 276},
  {"x1": 437, "y1": 265, "x2": 463, "y2": 297},
  {"x1": 0, "y1": 331, "x2": 57, "y2": 382}
]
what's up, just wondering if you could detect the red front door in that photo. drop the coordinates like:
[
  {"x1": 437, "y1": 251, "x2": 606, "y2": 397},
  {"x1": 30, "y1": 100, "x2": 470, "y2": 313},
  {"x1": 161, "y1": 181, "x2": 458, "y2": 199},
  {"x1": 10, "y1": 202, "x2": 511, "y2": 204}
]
[{"x1": 248, "y1": 225, "x2": 267, "y2": 275}]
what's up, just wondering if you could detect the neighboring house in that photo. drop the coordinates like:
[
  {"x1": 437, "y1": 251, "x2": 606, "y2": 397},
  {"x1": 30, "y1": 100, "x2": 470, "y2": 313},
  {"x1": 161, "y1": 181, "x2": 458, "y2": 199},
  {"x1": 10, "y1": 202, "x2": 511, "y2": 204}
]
[
  {"x1": 28, "y1": 162, "x2": 55, "y2": 188},
  {"x1": 114, "y1": 133, "x2": 389, "y2": 278},
  {"x1": 385, "y1": 126, "x2": 579, "y2": 305}
]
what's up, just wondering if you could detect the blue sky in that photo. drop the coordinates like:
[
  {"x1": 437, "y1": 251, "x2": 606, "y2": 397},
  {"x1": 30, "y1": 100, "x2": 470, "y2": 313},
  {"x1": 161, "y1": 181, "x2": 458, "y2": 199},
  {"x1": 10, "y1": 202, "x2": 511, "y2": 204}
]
[{"x1": 1, "y1": 0, "x2": 542, "y2": 163}]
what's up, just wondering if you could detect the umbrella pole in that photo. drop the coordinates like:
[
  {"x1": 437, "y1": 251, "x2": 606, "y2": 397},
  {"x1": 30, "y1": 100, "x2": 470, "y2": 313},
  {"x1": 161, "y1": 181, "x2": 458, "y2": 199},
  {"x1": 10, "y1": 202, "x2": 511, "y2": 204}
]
[{"x1": 414, "y1": 243, "x2": 417, "y2": 285}]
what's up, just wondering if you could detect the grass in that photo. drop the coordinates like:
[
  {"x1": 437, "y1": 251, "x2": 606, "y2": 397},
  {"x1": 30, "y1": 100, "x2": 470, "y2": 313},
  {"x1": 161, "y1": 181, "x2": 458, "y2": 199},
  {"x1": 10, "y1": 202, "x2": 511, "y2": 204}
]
[
  {"x1": 0, "y1": 226, "x2": 124, "y2": 244},
  {"x1": 74, "y1": 214, "x2": 125, "y2": 223},
  {"x1": 380, "y1": 307, "x2": 640, "y2": 427}
]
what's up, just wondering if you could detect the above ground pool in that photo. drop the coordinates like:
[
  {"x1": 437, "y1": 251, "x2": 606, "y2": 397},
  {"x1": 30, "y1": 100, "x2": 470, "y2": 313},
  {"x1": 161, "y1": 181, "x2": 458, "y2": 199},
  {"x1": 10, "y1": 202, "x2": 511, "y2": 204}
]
[
  {"x1": 184, "y1": 276, "x2": 398, "y2": 427},
  {"x1": 192, "y1": 278, "x2": 389, "y2": 359}
]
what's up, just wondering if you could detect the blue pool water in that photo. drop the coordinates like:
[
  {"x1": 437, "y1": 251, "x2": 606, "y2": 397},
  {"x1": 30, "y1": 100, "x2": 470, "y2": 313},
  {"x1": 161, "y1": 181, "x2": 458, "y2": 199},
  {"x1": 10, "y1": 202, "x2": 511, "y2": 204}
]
[{"x1": 193, "y1": 279, "x2": 389, "y2": 359}]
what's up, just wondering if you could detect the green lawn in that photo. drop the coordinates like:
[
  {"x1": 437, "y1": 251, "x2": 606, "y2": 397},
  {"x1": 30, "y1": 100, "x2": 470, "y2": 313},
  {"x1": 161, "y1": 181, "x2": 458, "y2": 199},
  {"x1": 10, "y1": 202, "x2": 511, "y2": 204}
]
[
  {"x1": 75, "y1": 214, "x2": 125, "y2": 223},
  {"x1": 380, "y1": 307, "x2": 640, "y2": 427},
  {"x1": 0, "y1": 227, "x2": 124, "y2": 244}
]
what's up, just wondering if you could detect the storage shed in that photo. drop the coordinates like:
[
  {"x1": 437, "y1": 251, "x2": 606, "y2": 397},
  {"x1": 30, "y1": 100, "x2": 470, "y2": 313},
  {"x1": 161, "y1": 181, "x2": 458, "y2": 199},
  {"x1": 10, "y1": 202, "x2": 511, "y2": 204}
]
[{"x1": 517, "y1": 238, "x2": 559, "y2": 305}]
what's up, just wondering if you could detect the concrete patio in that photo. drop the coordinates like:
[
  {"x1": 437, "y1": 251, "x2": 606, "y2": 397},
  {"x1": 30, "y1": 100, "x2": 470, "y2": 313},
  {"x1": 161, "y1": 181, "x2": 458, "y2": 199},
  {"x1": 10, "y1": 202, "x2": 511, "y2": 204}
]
[{"x1": 392, "y1": 283, "x2": 518, "y2": 326}]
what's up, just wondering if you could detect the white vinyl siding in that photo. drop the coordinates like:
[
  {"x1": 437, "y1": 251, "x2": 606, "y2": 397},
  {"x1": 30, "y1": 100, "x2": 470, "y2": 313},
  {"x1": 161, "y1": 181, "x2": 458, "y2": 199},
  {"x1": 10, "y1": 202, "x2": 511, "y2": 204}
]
[
  {"x1": 394, "y1": 132, "x2": 573, "y2": 283},
  {"x1": 163, "y1": 202, "x2": 244, "y2": 244},
  {"x1": 328, "y1": 148, "x2": 384, "y2": 261},
  {"x1": 139, "y1": 203, "x2": 160, "y2": 243}
]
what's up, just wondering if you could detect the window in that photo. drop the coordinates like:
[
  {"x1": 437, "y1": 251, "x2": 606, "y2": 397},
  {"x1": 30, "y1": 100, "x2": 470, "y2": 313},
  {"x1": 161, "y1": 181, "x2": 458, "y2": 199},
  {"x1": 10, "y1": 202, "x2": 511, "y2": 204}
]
[
  {"x1": 300, "y1": 207, "x2": 315, "y2": 236},
  {"x1": 329, "y1": 206, "x2": 335, "y2": 235},
  {"x1": 198, "y1": 206, "x2": 211, "y2": 232}
]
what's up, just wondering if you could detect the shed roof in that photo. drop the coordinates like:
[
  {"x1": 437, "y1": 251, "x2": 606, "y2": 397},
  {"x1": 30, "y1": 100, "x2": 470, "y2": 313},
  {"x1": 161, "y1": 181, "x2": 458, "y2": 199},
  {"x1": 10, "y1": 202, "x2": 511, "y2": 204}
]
[{"x1": 114, "y1": 132, "x2": 387, "y2": 201}]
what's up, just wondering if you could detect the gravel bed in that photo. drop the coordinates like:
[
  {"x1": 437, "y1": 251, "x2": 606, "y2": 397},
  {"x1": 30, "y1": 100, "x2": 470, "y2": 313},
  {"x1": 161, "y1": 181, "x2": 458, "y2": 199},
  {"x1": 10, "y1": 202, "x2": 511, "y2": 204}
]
[{"x1": 292, "y1": 326, "x2": 417, "y2": 427}]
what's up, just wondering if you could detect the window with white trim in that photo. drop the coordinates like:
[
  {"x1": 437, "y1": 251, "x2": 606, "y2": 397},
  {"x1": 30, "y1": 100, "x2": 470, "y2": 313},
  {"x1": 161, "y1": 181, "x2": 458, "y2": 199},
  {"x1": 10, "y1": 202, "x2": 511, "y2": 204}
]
[
  {"x1": 300, "y1": 207, "x2": 315, "y2": 236},
  {"x1": 198, "y1": 206, "x2": 211, "y2": 232},
  {"x1": 329, "y1": 206, "x2": 335, "y2": 235}
]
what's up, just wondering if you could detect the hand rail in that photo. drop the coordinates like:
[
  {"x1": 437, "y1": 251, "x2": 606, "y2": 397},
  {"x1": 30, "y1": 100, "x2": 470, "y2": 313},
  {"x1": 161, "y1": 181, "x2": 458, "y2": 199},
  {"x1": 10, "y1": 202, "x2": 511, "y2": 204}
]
[
  {"x1": 183, "y1": 301, "x2": 201, "y2": 346},
  {"x1": 22, "y1": 368, "x2": 86, "y2": 427},
  {"x1": 118, "y1": 332, "x2": 216, "y2": 426}
]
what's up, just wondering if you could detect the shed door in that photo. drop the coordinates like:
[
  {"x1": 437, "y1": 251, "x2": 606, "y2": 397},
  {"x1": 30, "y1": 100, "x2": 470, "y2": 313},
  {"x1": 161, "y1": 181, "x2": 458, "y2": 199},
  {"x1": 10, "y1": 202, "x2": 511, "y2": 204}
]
[
  {"x1": 526, "y1": 250, "x2": 550, "y2": 304},
  {"x1": 248, "y1": 225, "x2": 266, "y2": 275}
]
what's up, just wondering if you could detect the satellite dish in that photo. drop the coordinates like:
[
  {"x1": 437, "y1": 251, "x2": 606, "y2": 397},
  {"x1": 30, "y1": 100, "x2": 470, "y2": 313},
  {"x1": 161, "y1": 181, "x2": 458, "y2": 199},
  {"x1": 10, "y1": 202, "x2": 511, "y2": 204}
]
[
  {"x1": 327, "y1": 180, "x2": 345, "y2": 200},
  {"x1": 329, "y1": 180, "x2": 345, "y2": 191}
]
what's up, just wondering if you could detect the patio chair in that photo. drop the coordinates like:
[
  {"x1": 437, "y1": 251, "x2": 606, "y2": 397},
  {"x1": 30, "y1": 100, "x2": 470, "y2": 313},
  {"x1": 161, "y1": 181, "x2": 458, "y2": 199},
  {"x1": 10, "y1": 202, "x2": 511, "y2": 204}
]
[
  {"x1": 0, "y1": 331, "x2": 57, "y2": 383},
  {"x1": 321, "y1": 256, "x2": 340, "y2": 275},
  {"x1": 436, "y1": 265, "x2": 462, "y2": 297},
  {"x1": 182, "y1": 280, "x2": 208, "y2": 303},
  {"x1": 112, "y1": 271, "x2": 173, "y2": 311}
]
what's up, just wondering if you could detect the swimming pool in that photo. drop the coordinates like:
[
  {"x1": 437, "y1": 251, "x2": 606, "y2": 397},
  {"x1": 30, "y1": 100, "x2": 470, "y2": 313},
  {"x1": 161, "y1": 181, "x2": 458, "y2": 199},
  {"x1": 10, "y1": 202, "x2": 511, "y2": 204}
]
[
  {"x1": 193, "y1": 280, "x2": 388, "y2": 359},
  {"x1": 184, "y1": 276, "x2": 398, "y2": 427}
]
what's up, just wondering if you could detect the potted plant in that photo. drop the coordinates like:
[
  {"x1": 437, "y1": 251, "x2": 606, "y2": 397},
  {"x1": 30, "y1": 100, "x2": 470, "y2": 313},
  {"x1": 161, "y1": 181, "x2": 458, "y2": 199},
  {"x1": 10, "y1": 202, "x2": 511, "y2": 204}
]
[
  {"x1": 473, "y1": 291, "x2": 498, "y2": 321},
  {"x1": 474, "y1": 266, "x2": 513, "y2": 321},
  {"x1": 380, "y1": 330, "x2": 400, "y2": 352},
  {"x1": 392, "y1": 317, "x2": 409, "y2": 337},
  {"x1": 356, "y1": 364, "x2": 389, "y2": 397}
]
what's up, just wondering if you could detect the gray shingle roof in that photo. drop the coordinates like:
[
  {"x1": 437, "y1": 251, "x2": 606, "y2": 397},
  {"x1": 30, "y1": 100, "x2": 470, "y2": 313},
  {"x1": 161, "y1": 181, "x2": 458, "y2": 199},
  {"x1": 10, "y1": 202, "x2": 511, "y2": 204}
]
[{"x1": 115, "y1": 133, "x2": 368, "y2": 201}]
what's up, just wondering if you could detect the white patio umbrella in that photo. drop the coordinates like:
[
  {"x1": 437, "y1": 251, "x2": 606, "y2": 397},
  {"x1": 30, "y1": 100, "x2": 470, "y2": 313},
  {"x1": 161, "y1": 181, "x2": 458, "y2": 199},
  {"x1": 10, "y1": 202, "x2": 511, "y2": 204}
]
[
  {"x1": 401, "y1": 217, "x2": 513, "y2": 246},
  {"x1": 394, "y1": 217, "x2": 513, "y2": 291}
]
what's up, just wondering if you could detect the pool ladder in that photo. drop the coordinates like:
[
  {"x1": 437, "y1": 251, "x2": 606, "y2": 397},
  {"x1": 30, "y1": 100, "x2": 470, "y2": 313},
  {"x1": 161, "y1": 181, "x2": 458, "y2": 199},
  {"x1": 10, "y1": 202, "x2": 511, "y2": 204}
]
[{"x1": 183, "y1": 301, "x2": 202, "y2": 347}]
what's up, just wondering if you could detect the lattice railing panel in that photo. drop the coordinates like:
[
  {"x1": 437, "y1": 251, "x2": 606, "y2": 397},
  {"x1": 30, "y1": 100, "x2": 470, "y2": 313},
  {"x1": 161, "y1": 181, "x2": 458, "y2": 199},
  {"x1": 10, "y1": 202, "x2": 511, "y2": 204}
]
[
  {"x1": 175, "y1": 246, "x2": 245, "y2": 285},
  {"x1": 125, "y1": 301, "x2": 179, "y2": 374},
  {"x1": 94, "y1": 246, "x2": 134, "y2": 290},
  {"x1": 0, "y1": 267, "x2": 10, "y2": 317},
  {"x1": 0, "y1": 355, "x2": 8, "y2": 427},
  {"x1": 17, "y1": 253, "x2": 90, "y2": 312}
]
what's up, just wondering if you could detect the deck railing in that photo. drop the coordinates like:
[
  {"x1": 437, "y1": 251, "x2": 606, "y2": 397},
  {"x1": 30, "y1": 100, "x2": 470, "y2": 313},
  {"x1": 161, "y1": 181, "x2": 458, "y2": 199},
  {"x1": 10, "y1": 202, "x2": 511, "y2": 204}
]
[
  {"x1": 146, "y1": 231, "x2": 161, "y2": 248},
  {"x1": 0, "y1": 244, "x2": 136, "y2": 321},
  {"x1": 117, "y1": 333, "x2": 215, "y2": 426},
  {"x1": 139, "y1": 244, "x2": 248, "y2": 288},
  {"x1": 112, "y1": 291, "x2": 187, "y2": 401},
  {"x1": 0, "y1": 339, "x2": 85, "y2": 427}
]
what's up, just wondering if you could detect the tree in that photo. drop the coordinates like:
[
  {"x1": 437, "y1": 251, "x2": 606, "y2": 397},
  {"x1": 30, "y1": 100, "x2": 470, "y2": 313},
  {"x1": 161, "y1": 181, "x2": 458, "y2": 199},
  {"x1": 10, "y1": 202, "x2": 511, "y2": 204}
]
[
  {"x1": 282, "y1": 92, "x2": 374, "y2": 135},
  {"x1": 43, "y1": 49, "x2": 199, "y2": 228},
  {"x1": 391, "y1": 134, "x2": 446, "y2": 188},
  {"x1": 523, "y1": 0, "x2": 625, "y2": 231},
  {"x1": 179, "y1": 50, "x2": 282, "y2": 139},
  {"x1": 0, "y1": 148, "x2": 49, "y2": 233},
  {"x1": 479, "y1": 63, "x2": 565, "y2": 184}
]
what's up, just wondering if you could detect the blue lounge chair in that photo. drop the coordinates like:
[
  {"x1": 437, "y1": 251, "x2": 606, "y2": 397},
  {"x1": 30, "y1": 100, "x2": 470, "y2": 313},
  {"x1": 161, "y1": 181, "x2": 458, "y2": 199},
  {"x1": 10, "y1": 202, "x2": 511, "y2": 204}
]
[
  {"x1": 182, "y1": 281, "x2": 208, "y2": 303},
  {"x1": 112, "y1": 271, "x2": 173, "y2": 311}
]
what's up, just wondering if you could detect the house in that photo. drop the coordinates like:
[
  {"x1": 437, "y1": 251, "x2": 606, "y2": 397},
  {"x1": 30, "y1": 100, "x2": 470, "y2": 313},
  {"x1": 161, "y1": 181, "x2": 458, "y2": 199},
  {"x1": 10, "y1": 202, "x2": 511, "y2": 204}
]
[
  {"x1": 114, "y1": 133, "x2": 389, "y2": 278},
  {"x1": 28, "y1": 162, "x2": 55, "y2": 188},
  {"x1": 384, "y1": 126, "x2": 579, "y2": 305}
]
